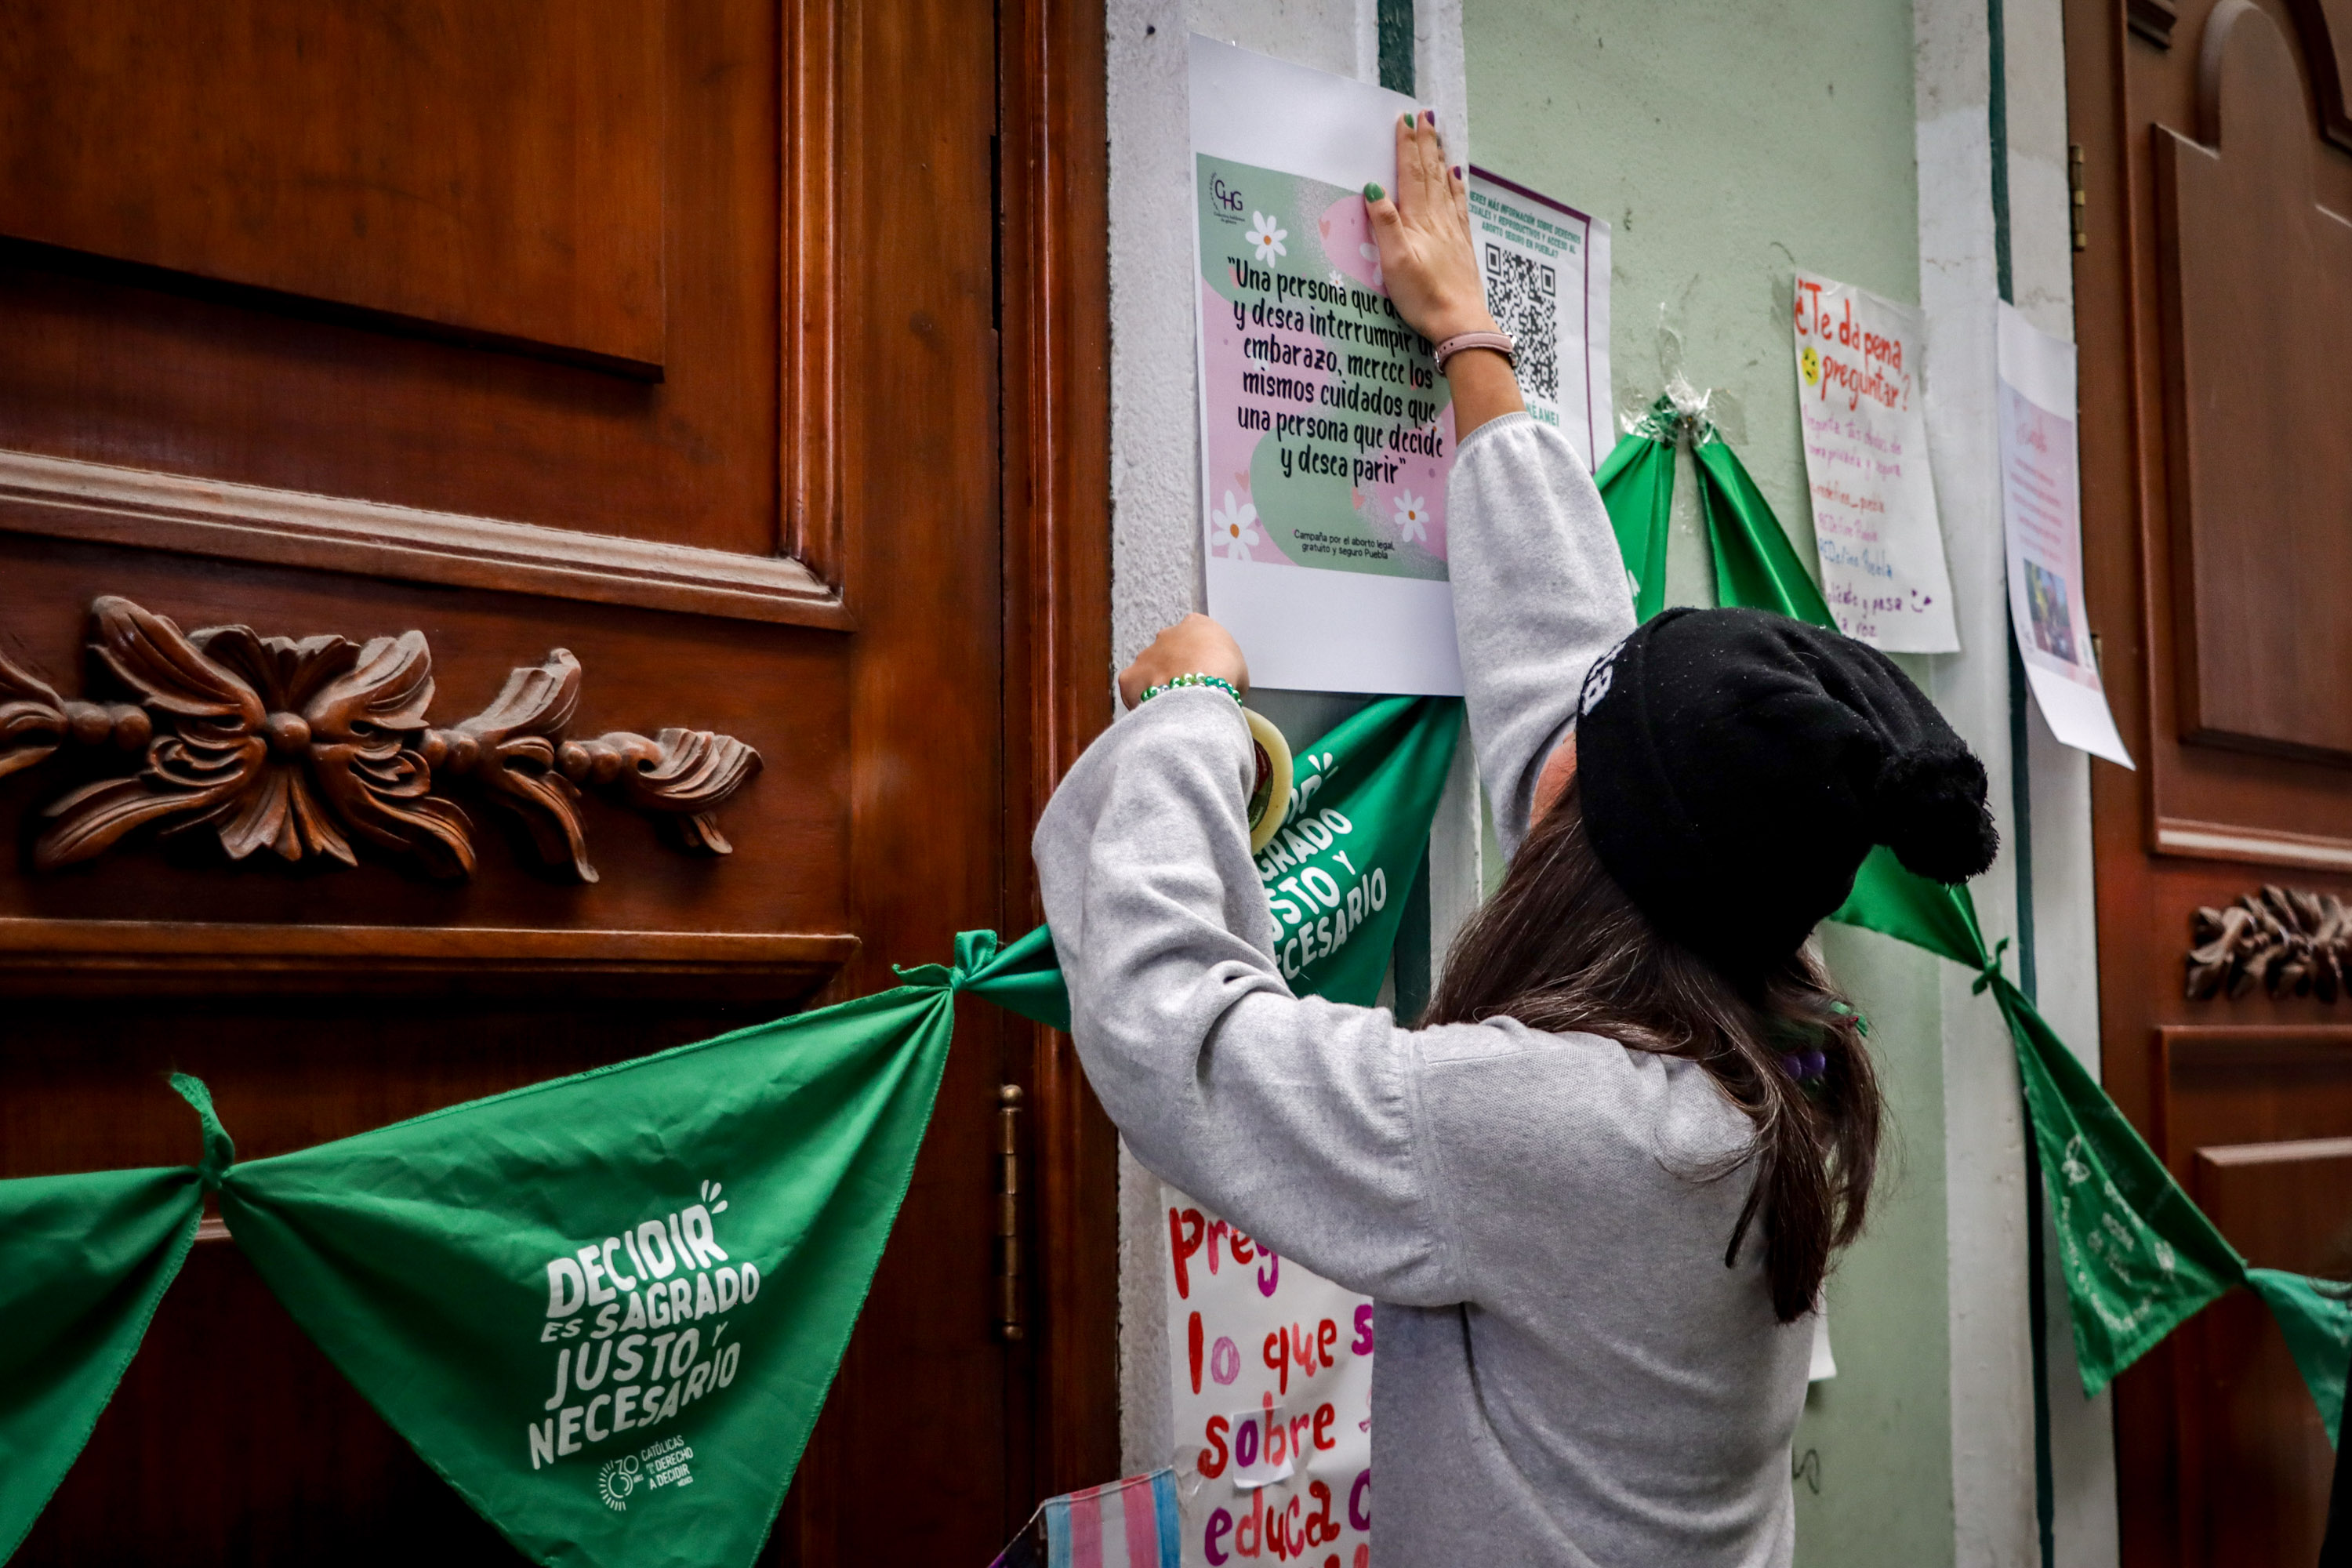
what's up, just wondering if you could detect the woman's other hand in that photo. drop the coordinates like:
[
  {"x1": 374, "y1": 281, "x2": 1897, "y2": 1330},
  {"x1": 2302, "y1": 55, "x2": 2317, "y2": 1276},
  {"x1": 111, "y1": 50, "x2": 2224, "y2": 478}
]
[
  {"x1": 1118, "y1": 614, "x2": 1250, "y2": 710},
  {"x1": 1365, "y1": 111, "x2": 1491, "y2": 346},
  {"x1": 1365, "y1": 111, "x2": 1524, "y2": 438}
]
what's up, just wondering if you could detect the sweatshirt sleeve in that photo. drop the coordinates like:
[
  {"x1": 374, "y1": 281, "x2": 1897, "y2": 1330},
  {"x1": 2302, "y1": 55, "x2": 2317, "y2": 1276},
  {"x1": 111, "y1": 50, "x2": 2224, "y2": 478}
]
[
  {"x1": 1445, "y1": 412, "x2": 1639, "y2": 860},
  {"x1": 1032, "y1": 688, "x2": 1467, "y2": 1307}
]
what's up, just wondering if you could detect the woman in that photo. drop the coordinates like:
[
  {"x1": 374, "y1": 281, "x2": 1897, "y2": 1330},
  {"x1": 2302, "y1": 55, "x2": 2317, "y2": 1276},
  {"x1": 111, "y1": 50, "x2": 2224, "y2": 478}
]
[{"x1": 1033, "y1": 112, "x2": 1995, "y2": 1566}]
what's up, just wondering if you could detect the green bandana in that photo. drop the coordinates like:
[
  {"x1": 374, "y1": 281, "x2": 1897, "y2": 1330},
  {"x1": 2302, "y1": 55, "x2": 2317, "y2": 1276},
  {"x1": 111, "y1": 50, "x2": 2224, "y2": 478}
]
[
  {"x1": 1592, "y1": 400, "x2": 1675, "y2": 623},
  {"x1": 971, "y1": 695, "x2": 1464, "y2": 1030},
  {"x1": 0, "y1": 1163, "x2": 208, "y2": 1562},
  {"x1": 183, "y1": 957, "x2": 967, "y2": 1568},
  {"x1": 1256, "y1": 696, "x2": 1464, "y2": 1005},
  {"x1": 1596, "y1": 398, "x2": 2352, "y2": 1436}
]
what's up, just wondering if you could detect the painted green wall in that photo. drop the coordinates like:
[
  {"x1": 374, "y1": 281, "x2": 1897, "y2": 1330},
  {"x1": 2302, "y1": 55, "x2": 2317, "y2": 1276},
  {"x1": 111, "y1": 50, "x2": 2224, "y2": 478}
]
[{"x1": 1465, "y1": 3, "x2": 1957, "y2": 1563}]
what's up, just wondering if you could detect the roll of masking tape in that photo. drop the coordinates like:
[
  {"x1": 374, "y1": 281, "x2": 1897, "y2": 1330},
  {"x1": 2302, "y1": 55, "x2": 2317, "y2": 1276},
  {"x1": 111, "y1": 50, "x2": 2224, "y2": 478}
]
[{"x1": 1243, "y1": 708, "x2": 1294, "y2": 856}]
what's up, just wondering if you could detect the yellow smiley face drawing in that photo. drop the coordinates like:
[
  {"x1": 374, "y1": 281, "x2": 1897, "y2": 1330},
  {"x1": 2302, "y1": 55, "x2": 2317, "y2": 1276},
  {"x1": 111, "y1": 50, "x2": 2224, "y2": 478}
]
[{"x1": 1800, "y1": 344, "x2": 1821, "y2": 387}]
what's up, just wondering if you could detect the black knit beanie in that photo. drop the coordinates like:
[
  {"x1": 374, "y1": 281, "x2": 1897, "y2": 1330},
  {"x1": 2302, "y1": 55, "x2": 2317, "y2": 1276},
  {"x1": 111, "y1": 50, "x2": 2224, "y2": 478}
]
[{"x1": 1573, "y1": 606, "x2": 1998, "y2": 982}]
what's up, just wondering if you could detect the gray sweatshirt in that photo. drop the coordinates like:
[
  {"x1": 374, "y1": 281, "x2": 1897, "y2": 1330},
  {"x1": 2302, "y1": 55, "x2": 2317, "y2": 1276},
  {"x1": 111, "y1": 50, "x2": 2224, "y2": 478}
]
[{"x1": 1033, "y1": 414, "x2": 1814, "y2": 1566}]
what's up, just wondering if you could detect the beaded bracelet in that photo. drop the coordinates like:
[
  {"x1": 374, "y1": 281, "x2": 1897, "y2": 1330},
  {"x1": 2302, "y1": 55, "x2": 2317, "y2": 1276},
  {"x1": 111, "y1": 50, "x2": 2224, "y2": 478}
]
[{"x1": 1138, "y1": 673, "x2": 1243, "y2": 706}]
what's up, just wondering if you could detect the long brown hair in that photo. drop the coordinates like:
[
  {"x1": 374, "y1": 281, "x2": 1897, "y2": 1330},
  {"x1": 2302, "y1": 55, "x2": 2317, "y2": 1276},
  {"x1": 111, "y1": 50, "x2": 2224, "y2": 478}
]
[{"x1": 1424, "y1": 780, "x2": 1882, "y2": 1322}]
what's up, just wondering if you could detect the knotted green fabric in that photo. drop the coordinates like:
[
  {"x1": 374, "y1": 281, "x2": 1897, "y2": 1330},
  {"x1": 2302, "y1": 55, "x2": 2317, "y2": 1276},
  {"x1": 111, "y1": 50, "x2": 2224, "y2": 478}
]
[
  {"x1": 965, "y1": 695, "x2": 1465, "y2": 1026},
  {"x1": 951, "y1": 924, "x2": 1073, "y2": 1033},
  {"x1": 189, "y1": 954, "x2": 975, "y2": 1568},
  {"x1": 0, "y1": 1159, "x2": 206, "y2": 1563},
  {"x1": 1592, "y1": 399, "x2": 1676, "y2": 623},
  {"x1": 1594, "y1": 408, "x2": 2352, "y2": 1437}
]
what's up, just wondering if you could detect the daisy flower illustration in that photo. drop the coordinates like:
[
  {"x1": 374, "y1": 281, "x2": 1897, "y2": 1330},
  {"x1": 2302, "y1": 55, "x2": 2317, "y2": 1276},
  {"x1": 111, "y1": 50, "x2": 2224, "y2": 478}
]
[
  {"x1": 1211, "y1": 491, "x2": 1262, "y2": 558},
  {"x1": 1246, "y1": 212, "x2": 1288, "y2": 263},
  {"x1": 1392, "y1": 490, "x2": 1428, "y2": 543}
]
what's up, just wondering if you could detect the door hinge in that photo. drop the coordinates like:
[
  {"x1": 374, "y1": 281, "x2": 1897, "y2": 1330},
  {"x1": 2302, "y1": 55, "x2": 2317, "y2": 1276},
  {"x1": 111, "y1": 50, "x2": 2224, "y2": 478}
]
[
  {"x1": 996, "y1": 1083, "x2": 1024, "y2": 1341},
  {"x1": 2069, "y1": 143, "x2": 2088, "y2": 253}
]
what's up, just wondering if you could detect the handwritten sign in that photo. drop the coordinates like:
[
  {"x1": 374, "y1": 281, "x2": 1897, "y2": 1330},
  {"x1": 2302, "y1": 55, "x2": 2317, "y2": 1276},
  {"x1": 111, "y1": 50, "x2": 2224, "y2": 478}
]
[
  {"x1": 1791, "y1": 271, "x2": 1959, "y2": 652},
  {"x1": 1190, "y1": 34, "x2": 1462, "y2": 695},
  {"x1": 1997, "y1": 303, "x2": 2132, "y2": 766},
  {"x1": 1163, "y1": 1185, "x2": 1371, "y2": 1568}
]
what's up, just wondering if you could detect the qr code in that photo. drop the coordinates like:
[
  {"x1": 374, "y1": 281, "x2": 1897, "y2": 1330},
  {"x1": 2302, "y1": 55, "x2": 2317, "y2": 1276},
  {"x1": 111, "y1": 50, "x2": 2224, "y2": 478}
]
[{"x1": 1483, "y1": 243, "x2": 1559, "y2": 402}]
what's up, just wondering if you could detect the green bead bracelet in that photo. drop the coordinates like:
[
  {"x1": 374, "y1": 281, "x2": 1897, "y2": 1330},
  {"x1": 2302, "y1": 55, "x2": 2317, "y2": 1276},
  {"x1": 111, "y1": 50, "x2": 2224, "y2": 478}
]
[{"x1": 1138, "y1": 673, "x2": 1243, "y2": 707}]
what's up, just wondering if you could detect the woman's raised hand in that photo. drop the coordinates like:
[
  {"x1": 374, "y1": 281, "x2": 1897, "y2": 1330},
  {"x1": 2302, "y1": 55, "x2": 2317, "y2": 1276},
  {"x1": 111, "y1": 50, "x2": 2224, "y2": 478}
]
[
  {"x1": 1366, "y1": 111, "x2": 1523, "y2": 437},
  {"x1": 1117, "y1": 614, "x2": 1250, "y2": 710},
  {"x1": 1364, "y1": 111, "x2": 1494, "y2": 347}
]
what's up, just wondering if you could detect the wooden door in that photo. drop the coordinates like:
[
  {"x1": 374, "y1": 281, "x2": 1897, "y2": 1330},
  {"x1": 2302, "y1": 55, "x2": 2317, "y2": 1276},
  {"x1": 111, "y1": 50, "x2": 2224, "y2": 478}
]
[
  {"x1": 2068, "y1": 0, "x2": 2352, "y2": 1559},
  {"x1": 0, "y1": 1, "x2": 1115, "y2": 1562}
]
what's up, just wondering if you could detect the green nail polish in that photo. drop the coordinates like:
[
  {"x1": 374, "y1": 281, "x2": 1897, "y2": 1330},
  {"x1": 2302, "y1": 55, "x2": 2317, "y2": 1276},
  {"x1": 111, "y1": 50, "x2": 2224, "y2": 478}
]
[{"x1": 1363, "y1": 183, "x2": 1385, "y2": 202}]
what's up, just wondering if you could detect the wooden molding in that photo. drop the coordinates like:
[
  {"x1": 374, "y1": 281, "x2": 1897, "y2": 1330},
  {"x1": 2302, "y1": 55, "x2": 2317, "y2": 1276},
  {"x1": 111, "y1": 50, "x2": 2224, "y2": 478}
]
[
  {"x1": 2198, "y1": 1132, "x2": 2352, "y2": 1167},
  {"x1": 2285, "y1": 0, "x2": 2352, "y2": 151},
  {"x1": 782, "y1": 0, "x2": 844, "y2": 590},
  {"x1": 1000, "y1": 0, "x2": 1119, "y2": 1505},
  {"x1": 0, "y1": 595, "x2": 760, "y2": 883},
  {"x1": 2155, "y1": 815, "x2": 2352, "y2": 872},
  {"x1": 0, "y1": 917, "x2": 856, "y2": 997},
  {"x1": 0, "y1": 448, "x2": 850, "y2": 629},
  {"x1": 2130, "y1": 0, "x2": 2180, "y2": 48}
]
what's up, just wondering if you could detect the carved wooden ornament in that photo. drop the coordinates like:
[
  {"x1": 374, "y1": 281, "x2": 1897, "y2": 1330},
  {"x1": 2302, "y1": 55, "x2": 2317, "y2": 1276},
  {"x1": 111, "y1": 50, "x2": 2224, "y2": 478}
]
[
  {"x1": 2186, "y1": 885, "x2": 2352, "y2": 1000},
  {"x1": 0, "y1": 597, "x2": 759, "y2": 883}
]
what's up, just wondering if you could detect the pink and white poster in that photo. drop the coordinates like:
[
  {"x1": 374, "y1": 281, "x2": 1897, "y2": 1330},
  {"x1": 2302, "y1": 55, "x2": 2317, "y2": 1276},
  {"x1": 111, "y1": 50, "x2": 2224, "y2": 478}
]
[
  {"x1": 1791, "y1": 270, "x2": 1961, "y2": 652},
  {"x1": 1997, "y1": 303, "x2": 2132, "y2": 767},
  {"x1": 1190, "y1": 35, "x2": 1461, "y2": 695},
  {"x1": 1163, "y1": 1185, "x2": 1371, "y2": 1568}
]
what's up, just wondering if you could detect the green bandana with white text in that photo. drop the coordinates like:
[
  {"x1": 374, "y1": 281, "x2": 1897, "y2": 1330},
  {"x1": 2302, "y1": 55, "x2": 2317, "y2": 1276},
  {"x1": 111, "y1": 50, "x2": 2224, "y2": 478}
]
[
  {"x1": 1257, "y1": 696, "x2": 1464, "y2": 1004},
  {"x1": 977, "y1": 694, "x2": 1464, "y2": 1025},
  {"x1": 179, "y1": 963, "x2": 967, "y2": 1568}
]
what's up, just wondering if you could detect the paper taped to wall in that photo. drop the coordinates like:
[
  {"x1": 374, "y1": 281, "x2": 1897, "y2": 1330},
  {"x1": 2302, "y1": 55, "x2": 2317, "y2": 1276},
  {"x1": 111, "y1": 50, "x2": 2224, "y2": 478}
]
[
  {"x1": 1190, "y1": 34, "x2": 1462, "y2": 695},
  {"x1": 1995, "y1": 303, "x2": 2132, "y2": 768},
  {"x1": 1163, "y1": 1185, "x2": 1371, "y2": 1568},
  {"x1": 1790, "y1": 270, "x2": 1961, "y2": 653},
  {"x1": 1465, "y1": 168, "x2": 1612, "y2": 472}
]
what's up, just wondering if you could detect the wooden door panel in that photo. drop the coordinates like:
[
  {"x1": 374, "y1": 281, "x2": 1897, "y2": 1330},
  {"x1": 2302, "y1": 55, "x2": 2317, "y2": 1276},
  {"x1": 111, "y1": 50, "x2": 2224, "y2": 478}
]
[
  {"x1": 0, "y1": 1, "x2": 779, "y2": 556},
  {"x1": 779, "y1": 0, "x2": 1014, "y2": 1556},
  {"x1": 0, "y1": 0, "x2": 666, "y2": 376},
  {"x1": 0, "y1": 0, "x2": 1093, "y2": 1559},
  {"x1": 2161, "y1": 1031, "x2": 2352, "y2": 1151},
  {"x1": 2158, "y1": 2, "x2": 2352, "y2": 762},
  {"x1": 2112, "y1": 0, "x2": 2352, "y2": 872},
  {"x1": 2074, "y1": 0, "x2": 2352, "y2": 1559},
  {"x1": 28, "y1": 1240, "x2": 515, "y2": 1565},
  {"x1": 2195, "y1": 1134, "x2": 2352, "y2": 1270},
  {"x1": 2180, "y1": 1135, "x2": 2352, "y2": 1566}
]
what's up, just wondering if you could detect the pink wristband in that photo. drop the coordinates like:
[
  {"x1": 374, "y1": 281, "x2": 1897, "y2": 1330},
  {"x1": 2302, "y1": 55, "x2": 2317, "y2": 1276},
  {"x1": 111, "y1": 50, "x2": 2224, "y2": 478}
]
[{"x1": 1433, "y1": 330, "x2": 1516, "y2": 373}]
